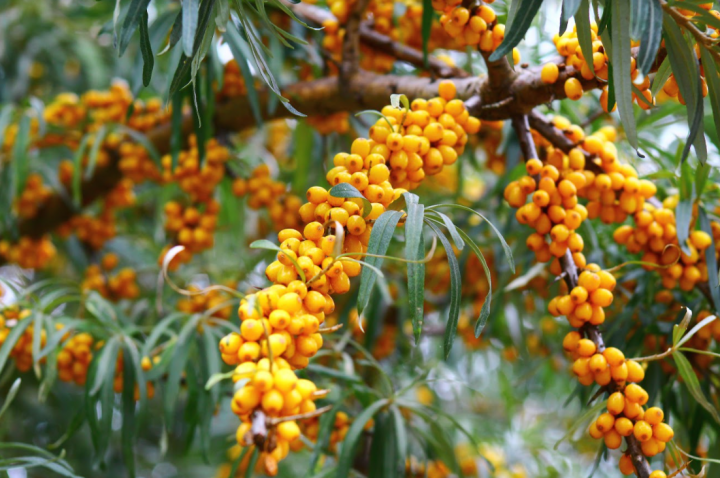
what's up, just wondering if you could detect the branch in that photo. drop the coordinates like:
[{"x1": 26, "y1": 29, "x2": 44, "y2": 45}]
[
  {"x1": 340, "y1": 0, "x2": 372, "y2": 81},
  {"x1": 510, "y1": 115, "x2": 539, "y2": 161},
  {"x1": 289, "y1": 2, "x2": 468, "y2": 78},
  {"x1": 661, "y1": 0, "x2": 720, "y2": 66}
]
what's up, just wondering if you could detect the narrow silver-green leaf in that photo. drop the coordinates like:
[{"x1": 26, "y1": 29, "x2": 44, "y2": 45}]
[
  {"x1": 139, "y1": 11, "x2": 154, "y2": 86},
  {"x1": 674, "y1": 352, "x2": 720, "y2": 424},
  {"x1": 455, "y1": 228, "x2": 493, "y2": 337},
  {"x1": 700, "y1": 47, "x2": 720, "y2": 151},
  {"x1": 182, "y1": 0, "x2": 199, "y2": 57},
  {"x1": 335, "y1": 399, "x2": 389, "y2": 478},
  {"x1": 426, "y1": 222, "x2": 461, "y2": 359},
  {"x1": 356, "y1": 210, "x2": 404, "y2": 316},
  {"x1": 328, "y1": 183, "x2": 372, "y2": 217},
  {"x1": 406, "y1": 203, "x2": 425, "y2": 343},
  {"x1": 663, "y1": 13, "x2": 707, "y2": 164},
  {"x1": 637, "y1": 0, "x2": 662, "y2": 76},
  {"x1": 489, "y1": 0, "x2": 543, "y2": 61},
  {"x1": 224, "y1": 22, "x2": 263, "y2": 126},
  {"x1": 563, "y1": 0, "x2": 582, "y2": 21},
  {"x1": 118, "y1": 0, "x2": 152, "y2": 55},
  {"x1": 610, "y1": 0, "x2": 637, "y2": 149},
  {"x1": 575, "y1": 0, "x2": 595, "y2": 77}
]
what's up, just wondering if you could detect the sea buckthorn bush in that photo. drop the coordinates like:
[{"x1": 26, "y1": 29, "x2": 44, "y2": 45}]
[{"x1": 2, "y1": 2, "x2": 720, "y2": 478}]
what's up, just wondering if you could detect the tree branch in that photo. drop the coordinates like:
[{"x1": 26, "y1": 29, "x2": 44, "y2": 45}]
[
  {"x1": 289, "y1": 2, "x2": 468, "y2": 78},
  {"x1": 340, "y1": 0, "x2": 372, "y2": 81}
]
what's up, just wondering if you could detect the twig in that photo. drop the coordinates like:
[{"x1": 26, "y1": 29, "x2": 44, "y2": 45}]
[
  {"x1": 268, "y1": 404, "x2": 333, "y2": 425},
  {"x1": 319, "y1": 323, "x2": 344, "y2": 333},
  {"x1": 661, "y1": 0, "x2": 720, "y2": 66},
  {"x1": 511, "y1": 115, "x2": 539, "y2": 161},
  {"x1": 340, "y1": 0, "x2": 372, "y2": 81}
]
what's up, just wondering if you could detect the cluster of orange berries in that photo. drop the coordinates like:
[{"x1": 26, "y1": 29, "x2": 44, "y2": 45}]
[
  {"x1": 221, "y1": 279, "x2": 331, "y2": 369},
  {"x1": 590, "y1": 387, "x2": 674, "y2": 475},
  {"x1": 161, "y1": 136, "x2": 230, "y2": 202},
  {"x1": 57, "y1": 332, "x2": 95, "y2": 385},
  {"x1": 359, "y1": 82, "x2": 479, "y2": 190},
  {"x1": 58, "y1": 211, "x2": 117, "y2": 250},
  {"x1": 161, "y1": 200, "x2": 220, "y2": 268},
  {"x1": 614, "y1": 199, "x2": 717, "y2": 292},
  {"x1": 216, "y1": 60, "x2": 248, "y2": 101},
  {"x1": 0, "y1": 236, "x2": 56, "y2": 269},
  {"x1": 15, "y1": 173, "x2": 52, "y2": 219},
  {"x1": 232, "y1": 164, "x2": 303, "y2": 231},
  {"x1": 230, "y1": 358, "x2": 322, "y2": 475},
  {"x1": 437, "y1": 1, "x2": 512, "y2": 55},
  {"x1": 81, "y1": 253, "x2": 140, "y2": 301},
  {"x1": 0, "y1": 307, "x2": 42, "y2": 372},
  {"x1": 176, "y1": 285, "x2": 235, "y2": 320},
  {"x1": 503, "y1": 115, "x2": 677, "y2": 476},
  {"x1": 306, "y1": 112, "x2": 351, "y2": 135}
]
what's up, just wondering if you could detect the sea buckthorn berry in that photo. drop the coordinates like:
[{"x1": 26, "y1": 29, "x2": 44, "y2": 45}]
[
  {"x1": 604, "y1": 429, "x2": 622, "y2": 449},
  {"x1": 652, "y1": 423, "x2": 674, "y2": 442},
  {"x1": 588, "y1": 353, "x2": 607, "y2": 373},
  {"x1": 277, "y1": 421, "x2": 301, "y2": 442},
  {"x1": 626, "y1": 360, "x2": 645, "y2": 382},
  {"x1": 541, "y1": 63, "x2": 560, "y2": 84},
  {"x1": 633, "y1": 420, "x2": 652, "y2": 442},
  {"x1": 619, "y1": 454, "x2": 634, "y2": 475},
  {"x1": 602, "y1": 347, "x2": 625, "y2": 367},
  {"x1": 438, "y1": 81, "x2": 456, "y2": 101},
  {"x1": 564, "y1": 78, "x2": 583, "y2": 100},
  {"x1": 614, "y1": 417, "x2": 634, "y2": 437},
  {"x1": 649, "y1": 472, "x2": 667, "y2": 478},
  {"x1": 625, "y1": 383, "x2": 649, "y2": 405},
  {"x1": 644, "y1": 407, "x2": 664, "y2": 426},
  {"x1": 562, "y1": 331, "x2": 581, "y2": 352},
  {"x1": 595, "y1": 413, "x2": 614, "y2": 432},
  {"x1": 588, "y1": 421, "x2": 604, "y2": 439},
  {"x1": 576, "y1": 338, "x2": 596, "y2": 357},
  {"x1": 578, "y1": 271, "x2": 600, "y2": 292}
]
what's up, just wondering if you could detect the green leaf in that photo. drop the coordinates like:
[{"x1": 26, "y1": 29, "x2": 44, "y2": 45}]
[
  {"x1": 356, "y1": 210, "x2": 404, "y2": 317},
  {"x1": 676, "y1": 199, "x2": 693, "y2": 255},
  {"x1": 139, "y1": 11, "x2": 154, "y2": 86},
  {"x1": 118, "y1": 0, "x2": 152, "y2": 55},
  {"x1": 430, "y1": 211, "x2": 464, "y2": 251},
  {"x1": 11, "y1": 115, "x2": 31, "y2": 200},
  {"x1": 630, "y1": 0, "x2": 646, "y2": 39},
  {"x1": 164, "y1": 315, "x2": 201, "y2": 424},
  {"x1": 663, "y1": 13, "x2": 707, "y2": 164},
  {"x1": 90, "y1": 336, "x2": 121, "y2": 396},
  {"x1": 86, "y1": 124, "x2": 109, "y2": 179},
  {"x1": 425, "y1": 222, "x2": 461, "y2": 359},
  {"x1": 0, "y1": 316, "x2": 32, "y2": 374},
  {"x1": 224, "y1": 22, "x2": 263, "y2": 126},
  {"x1": 454, "y1": 228, "x2": 493, "y2": 337},
  {"x1": 609, "y1": 0, "x2": 637, "y2": 149},
  {"x1": 406, "y1": 203, "x2": 425, "y2": 343},
  {"x1": 677, "y1": 314, "x2": 717, "y2": 349},
  {"x1": 390, "y1": 405, "x2": 407, "y2": 470},
  {"x1": 421, "y1": 0, "x2": 433, "y2": 65},
  {"x1": 0, "y1": 378, "x2": 21, "y2": 422},
  {"x1": 637, "y1": 0, "x2": 662, "y2": 76},
  {"x1": 428, "y1": 204, "x2": 514, "y2": 273},
  {"x1": 182, "y1": 0, "x2": 199, "y2": 57},
  {"x1": 168, "y1": 0, "x2": 216, "y2": 96},
  {"x1": 597, "y1": 0, "x2": 612, "y2": 34},
  {"x1": 575, "y1": 0, "x2": 595, "y2": 78},
  {"x1": 121, "y1": 347, "x2": 137, "y2": 477},
  {"x1": 368, "y1": 412, "x2": 397, "y2": 478},
  {"x1": 250, "y1": 239, "x2": 306, "y2": 282},
  {"x1": 672, "y1": 307, "x2": 693, "y2": 347},
  {"x1": 335, "y1": 398, "x2": 389, "y2": 478},
  {"x1": 700, "y1": 208, "x2": 720, "y2": 313},
  {"x1": 700, "y1": 46, "x2": 720, "y2": 152},
  {"x1": 305, "y1": 399, "x2": 342, "y2": 477},
  {"x1": 674, "y1": 352, "x2": 720, "y2": 424},
  {"x1": 563, "y1": 0, "x2": 582, "y2": 21},
  {"x1": 489, "y1": 0, "x2": 543, "y2": 61},
  {"x1": 650, "y1": 57, "x2": 672, "y2": 96},
  {"x1": 329, "y1": 183, "x2": 372, "y2": 218}
]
